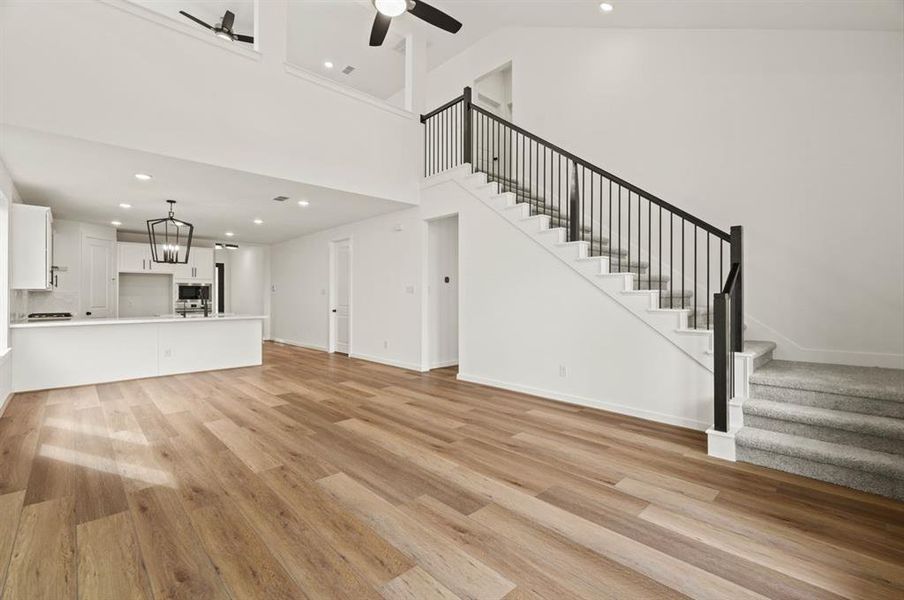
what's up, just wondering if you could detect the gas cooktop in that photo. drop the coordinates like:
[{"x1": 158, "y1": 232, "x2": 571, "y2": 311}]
[{"x1": 27, "y1": 312, "x2": 73, "y2": 321}]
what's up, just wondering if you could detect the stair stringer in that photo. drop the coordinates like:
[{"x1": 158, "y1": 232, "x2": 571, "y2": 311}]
[{"x1": 426, "y1": 164, "x2": 714, "y2": 371}]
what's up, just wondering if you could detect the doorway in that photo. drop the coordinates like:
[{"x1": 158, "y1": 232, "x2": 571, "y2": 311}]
[
  {"x1": 329, "y1": 238, "x2": 352, "y2": 355},
  {"x1": 474, "y1": 62, "x2": 512, "y2": 174},
  {"x1": 426, "y1": 215, "x2": 459, "y2": 370},
  {"x1": 216, "y1": 262, "x2": 225, "y2": 314}
]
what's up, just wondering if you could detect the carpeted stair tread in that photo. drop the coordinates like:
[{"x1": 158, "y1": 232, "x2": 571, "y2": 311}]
[
  {"x1": 735, "y1": 428, "x2": 904, "y2": 480},
  {"x1": 742, "y1": 340, "x2": 776, "y2": 360},
  {"x1": 750, "y1": 361, "x2": 904, "y2": 403},
  {"x1": 743, "y1": 398, "x2": 904, "y2": 440}
]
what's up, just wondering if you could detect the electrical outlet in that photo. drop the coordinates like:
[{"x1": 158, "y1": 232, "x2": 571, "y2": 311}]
[
  {"x1": 405, "y1": 285, "x2": 415, "y2": 294},
  {"x1": 383, "y1": 340, "x2": 389, "y2": 349},
  {"x1": 559, "y1": 365, "x2": 567, "y2": 377},
  {"x1": 164, "y1": 349, "x2": 173, "y2": 358}
]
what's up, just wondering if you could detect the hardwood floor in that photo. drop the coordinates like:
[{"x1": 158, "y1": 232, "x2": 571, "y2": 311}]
[{"x1": 0, "y1": 341, "x2": 902, "y2": 599}]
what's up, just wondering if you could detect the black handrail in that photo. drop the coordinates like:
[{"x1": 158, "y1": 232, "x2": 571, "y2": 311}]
[
  {"x1": 420, "y1": 94, "x2": 465, "y2": 123},
  {"x1": 421, "y1": 88, "x2": 745, "y2": 432},
  {"x1": 469, "y1": 105, "x2": 730, "y2": 240}
]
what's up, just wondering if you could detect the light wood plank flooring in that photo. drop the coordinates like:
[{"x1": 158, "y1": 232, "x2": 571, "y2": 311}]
[{"x1": 0, "y1": 342, "x2": 902, "y2": 599}]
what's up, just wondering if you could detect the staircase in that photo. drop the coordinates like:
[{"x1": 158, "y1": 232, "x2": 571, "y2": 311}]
[
  {"x1": 419, "y1": 88, "x2": 904, "y2": 501},
  {"x1": 736, "y1": 358, "x2": 904, "y2": 500}
]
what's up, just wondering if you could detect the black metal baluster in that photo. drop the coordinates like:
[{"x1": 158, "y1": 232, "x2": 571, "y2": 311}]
[
  {"x1": 707, "y1": 232, "x2": 711, "y2": 329},
  {"x1": 608, "y1": 180, "x2": 613, "y2": 271},
  {"x1": 627, "y1": 191, "x2": 632, "y2": 277},
  {"x1": 658, "y1": 205, "x2": 662, "y2": 300},
  {"x1": 669, "y1": 211, "x2": 675, "y2": 308},
  {"x1": 618, "y1": 186, "x2": 622, "y2": 272},
  {"x1": 648, "y1": 199, "x2": 652, "y2": 291},
  {"x1": 590, "y1": 171, "x2": 595, "y2": 252},
  {"x1": 694, "y1": 226, "x2": 698, "y2": 328},
  {"x1": 681, "y1": 218, "x2": 685, "y2": 314}
]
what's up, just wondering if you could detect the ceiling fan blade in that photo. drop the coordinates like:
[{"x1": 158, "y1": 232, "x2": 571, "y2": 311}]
[
  {"x1": 235, "y1": 34, "x2": 254, "y2": 44},
  {"x1": 369, "y1": 13, "x2": 392, "y2": 47},
  {"x1": 408, "y1": 0, "x2": 462, "y2": 34},
  {"x1": 221, "y1": 10, "x2": 235, "y2": 31},
  {"x1": 179, "y1": 11, "x2": 213, "y2": 30}
]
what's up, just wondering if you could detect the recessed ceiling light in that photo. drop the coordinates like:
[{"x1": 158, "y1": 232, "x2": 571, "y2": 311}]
[
  {"x1": 324, "y1": 61, "x2": 334, "y2": 69},
  {"x1": 599, "y1": 2, "x2": 614, "y2": 12},
  {"x1": 134, "y1": 173, "x2": 152, "y2": 181},
  {"x1": 111, "y1": 221, "x2": 122, "y2": 226},
  {"x1": 253, "y1": 218, "x2": 263, "y2": 225},
  {"x1": 225, "y1": 231, "x2": 235, "y2": 237},
  {"x1": 298, "y1": 200, "x2": 310, "y2": 207},
  {"x1": 119, "y1": 203, "x2": 132, "y2": 209},
  {"x1": 375, "y1": 0, "x2": 407, "y2": 17}
]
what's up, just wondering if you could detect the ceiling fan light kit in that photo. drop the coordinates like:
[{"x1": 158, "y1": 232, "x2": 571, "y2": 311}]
[{"x1": 369, "y1": 0, "x2": 462, "y2": 47}]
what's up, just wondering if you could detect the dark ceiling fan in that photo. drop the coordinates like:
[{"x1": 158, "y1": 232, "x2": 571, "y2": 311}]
[
  {"x1": 369, "y1": 0, "x2": 462, "y2": 47},
  {"x1": 179, "y1": 9, "x2": 254, "y2": 44}
]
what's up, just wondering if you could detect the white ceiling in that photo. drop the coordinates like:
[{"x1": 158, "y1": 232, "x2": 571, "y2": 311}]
[
  {"x1": 0, "y1": 126, "x2": 409, "y2": 244},
  {"x1": 131, "y1": 0, "x2": 904, "y2": 102}
]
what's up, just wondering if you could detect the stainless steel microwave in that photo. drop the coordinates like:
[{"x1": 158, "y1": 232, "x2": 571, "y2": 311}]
[{"x1": 177, "y1": 283, "x2": 210, "y2": 301}]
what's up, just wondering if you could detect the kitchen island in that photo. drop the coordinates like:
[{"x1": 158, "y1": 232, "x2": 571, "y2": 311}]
[{"x1": 10, "y1": 314, "x2": 267, "y2": 392}]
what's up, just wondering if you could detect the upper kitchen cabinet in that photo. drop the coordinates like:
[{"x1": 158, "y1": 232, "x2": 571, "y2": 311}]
[
  {"x1": 11, "y1": 204, "x2": 53, "y2": 290},
  {"x1": 118, "y1": 241, "x2": 174, "y2": 274},
  {"x1": 174, "y1": 246, "x2": 214, "y2": 282}
]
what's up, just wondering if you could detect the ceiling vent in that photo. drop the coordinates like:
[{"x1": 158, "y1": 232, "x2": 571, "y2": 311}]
[
  {"x1": 272, "y1": 195, "x2": 289, "y2": 202},
  {"x1": 342, "y1": 65, "x2": 356, "y2": 75}
]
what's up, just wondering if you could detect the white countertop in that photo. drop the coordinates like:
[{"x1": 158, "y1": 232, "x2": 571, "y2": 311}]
[{"x1": 11, "y1": 314, "x2": 268, "y2": 329}]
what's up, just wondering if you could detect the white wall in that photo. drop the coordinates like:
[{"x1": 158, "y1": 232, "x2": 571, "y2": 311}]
[
  {"x1": 271, "y1": 172, "x2": 713, "y2": 428},
  {"x1": 421, "y1": 27, "x2": 904, "y2": 368},
  {"x1": 118, "y1": 273, "x2": 172, "y2": 318},
  {"x1": 220, "y1": 244, "x2": 272, "y2": 339},
  {"x1": 0, "y1": 0, "x2": 421, "y2": 205}
]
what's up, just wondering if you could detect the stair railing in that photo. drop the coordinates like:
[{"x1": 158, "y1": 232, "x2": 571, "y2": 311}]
[{"x1": 422, "y1": 88, "x2": 744, "y2": 430}]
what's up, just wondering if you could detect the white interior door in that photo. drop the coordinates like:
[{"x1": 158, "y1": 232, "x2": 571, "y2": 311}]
[
  {"x1": 333, "y1": 240, "x2": 351, "y2": 354},
  {"x1": 427, "y1": 216, "x2": 459, "y2": 369},
  {"x1": 83, "y1": 237, "x2": 115, "y2": 318}
]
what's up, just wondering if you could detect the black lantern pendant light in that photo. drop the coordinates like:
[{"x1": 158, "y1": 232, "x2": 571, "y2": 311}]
[{"x1": 147, "y1": 200, "x2": 194, "y2": 264}]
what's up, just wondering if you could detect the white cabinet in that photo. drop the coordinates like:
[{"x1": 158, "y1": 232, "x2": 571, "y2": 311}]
[
  {"x1": 174, "y1": 247, "x2": 213, "y2": 282},
  {"x1": 117, "y1": 242, "x2": 175, "y2": 274},
  {"x1": 117, "y1": 242, "x2": 211, "y2": 281},
  {"x1": 118, "y1": 242, "x2": 151, "y2": 273},
  {"x1": 11, "y1": 204, "x2": 53, "y2": 290}
]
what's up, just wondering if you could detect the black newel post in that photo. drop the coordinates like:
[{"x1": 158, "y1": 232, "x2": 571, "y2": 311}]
[{"x1": 462, "y1": 87, "x2": 472, "y2": 168}]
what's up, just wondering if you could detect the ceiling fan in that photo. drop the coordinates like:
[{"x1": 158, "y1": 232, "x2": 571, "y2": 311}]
[
  {"x1": 369, "y1": 0, "x2": 462, "y2": 47},
  {"x1": 179, "y1": 9, "x2": 254, "y2": 44}
]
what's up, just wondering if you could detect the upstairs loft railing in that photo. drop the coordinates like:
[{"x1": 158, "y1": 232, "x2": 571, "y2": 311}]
[{"x1": 421, "y1": 87, "x2": 743, "y2": 433}]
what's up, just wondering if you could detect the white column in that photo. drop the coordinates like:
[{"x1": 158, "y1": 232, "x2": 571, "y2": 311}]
[
  {"x1": 255, "y1": 0, "x2": 288, "y2": 70},
  {"x1": 405, "y1": 33, "x2": 428, "y2": 114}
]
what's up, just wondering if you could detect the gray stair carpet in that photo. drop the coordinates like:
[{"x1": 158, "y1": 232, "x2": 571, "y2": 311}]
[
  {"x1": 742, "y1": 340, "x2": 776, "y2": 370},
  {"x1": 743, "y1": 398, "x2": 904, "y2": 455},
  {"x1": 736, "y1": 428, "x2": 904, "y2": 500},
  {"x1": 750, "y1": 360, "x2": 904, "y2": 418},
  {"x1": 738, "y1": 360, "x2": 904, "y2": 500}
]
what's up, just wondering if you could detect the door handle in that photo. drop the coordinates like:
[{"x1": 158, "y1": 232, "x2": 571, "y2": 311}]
[
  {"x1": 332, "y1": 309, "x2": 337, "y2": 313},
  {"x1": 142, "y1": 259, "x2": 145, "y2": 270}
]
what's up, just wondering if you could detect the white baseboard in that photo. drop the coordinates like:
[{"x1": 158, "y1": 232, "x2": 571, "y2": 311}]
[
  {"x1": 744, "y1": 315, "x2": 904, "y2": 369},
  {"x1": 269, "y1": 338, "x2": 328, "y2": 352},
  {"x1": 456, "y1": 371, "x2": 708, "y2": 431},
  {"x1": 349, "y1": 352, "x2": 426, "y2": 373},
  {"x1": 429, "y1": 359, "x2": 459, "y2": 370}
]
